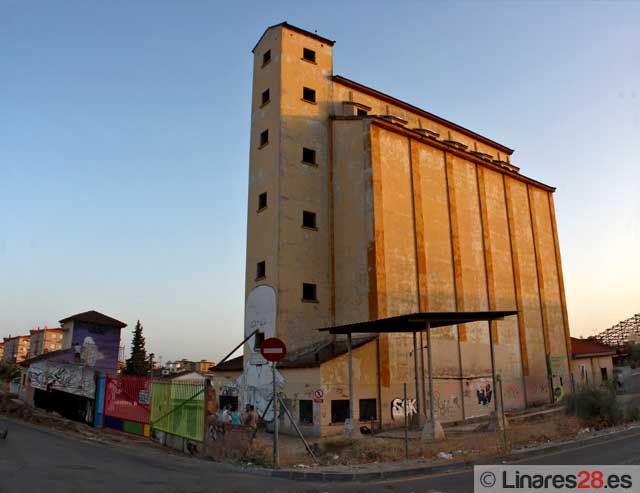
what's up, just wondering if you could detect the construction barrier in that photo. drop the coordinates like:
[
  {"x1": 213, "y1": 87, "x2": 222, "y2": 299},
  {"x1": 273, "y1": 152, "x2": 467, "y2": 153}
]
[
  {"x1": 103, "y1": 375, "x2": 151, "y2": 436},
  {"x1": 150, "y1": 380, "x2": 205, "y2": 441}
]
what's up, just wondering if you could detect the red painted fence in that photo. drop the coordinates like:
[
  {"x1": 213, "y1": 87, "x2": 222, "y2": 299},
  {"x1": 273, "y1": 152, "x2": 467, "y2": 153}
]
[{"x1": 104, "y1": 375, "x2": 151, "y2": 425}]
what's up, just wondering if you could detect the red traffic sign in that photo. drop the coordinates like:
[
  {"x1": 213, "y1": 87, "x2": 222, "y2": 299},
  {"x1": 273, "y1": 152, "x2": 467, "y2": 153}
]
[{"x1": 260, "y1": 337, "x2": 287, "y2": 362}]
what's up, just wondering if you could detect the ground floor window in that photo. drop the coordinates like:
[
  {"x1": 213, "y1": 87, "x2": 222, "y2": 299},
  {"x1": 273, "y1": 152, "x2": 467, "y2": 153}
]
[
  {"x1": 219, "y1": 395, "x2": 238, "y2": 412},
  {"x1": 601, "y1": 367, "x2": 608, "y2": 381},
  {"x1": 359, "y1": 398, "x2": 377, "y2": 421},
  {"x1": 299, "y1": 399, "x2": 313, "y2": 424},
  {"x1": 331, "y1": 399, "x2": 349, "y2": 423}
]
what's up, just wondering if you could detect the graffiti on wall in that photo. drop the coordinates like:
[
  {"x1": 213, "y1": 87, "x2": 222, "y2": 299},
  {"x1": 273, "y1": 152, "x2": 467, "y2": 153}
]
[
  {"x1": 221, "y1": 384, "x2": 238, "y2": 397},
  {"x1": 391, "y1": 398, "x2": 417, "y2": 420},
  {"x1": 433, "y1": 390, "x2": 460, "y2": 419},
  {"x1": 28, "y1": 361, "x2": 95, "y2": 398},
  {"x1": 476, "y1": 383, "x2": 493, "y2": 406}
]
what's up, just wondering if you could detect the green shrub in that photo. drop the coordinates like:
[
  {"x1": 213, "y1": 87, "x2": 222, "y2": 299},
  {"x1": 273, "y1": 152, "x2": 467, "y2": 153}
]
[{"x1": 564, "y1": 383, "x2": 622, "y2": 427}]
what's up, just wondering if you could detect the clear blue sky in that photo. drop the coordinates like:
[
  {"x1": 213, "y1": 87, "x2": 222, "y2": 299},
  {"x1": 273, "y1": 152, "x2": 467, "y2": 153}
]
[{"x1": 2, "y1": 1, "x2": 638, "y2": 363}]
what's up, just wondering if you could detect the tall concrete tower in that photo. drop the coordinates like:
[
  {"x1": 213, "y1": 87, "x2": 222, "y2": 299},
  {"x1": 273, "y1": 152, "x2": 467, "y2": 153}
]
[{"x1": 245, "y1": 23, "x2": 336, "y2": 354}]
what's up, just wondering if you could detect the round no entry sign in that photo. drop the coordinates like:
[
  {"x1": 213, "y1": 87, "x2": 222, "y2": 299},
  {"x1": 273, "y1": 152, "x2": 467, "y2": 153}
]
[{"x1": 260, "y1": 337, "x2": 287, "y2": 362}]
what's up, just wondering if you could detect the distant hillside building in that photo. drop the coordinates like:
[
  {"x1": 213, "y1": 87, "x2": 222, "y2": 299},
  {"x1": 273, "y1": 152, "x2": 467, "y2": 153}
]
[
  {"x1": 241, "y1": 22, "x2": 572, "y2": 435},
  {"x1": 3, "y1": 335, "x2": 31, "y2": 364},
  {"x1": 28, "y1": 327, "x2": 64, "y2": 359},
  {"x1": 570, "y1": 337, "x2": 615, "y2": 387}
]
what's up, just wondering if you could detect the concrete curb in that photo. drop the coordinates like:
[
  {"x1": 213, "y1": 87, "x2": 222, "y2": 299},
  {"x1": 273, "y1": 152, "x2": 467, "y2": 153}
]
[{"x1": 220, "y1": 425, "x2": 640, "y2": 482}]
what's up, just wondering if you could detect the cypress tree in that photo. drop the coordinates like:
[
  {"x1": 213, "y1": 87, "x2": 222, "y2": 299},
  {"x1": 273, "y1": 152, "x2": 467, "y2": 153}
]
[{"x1": 124, "y1": 320, "x2": 149, "y2": 376}]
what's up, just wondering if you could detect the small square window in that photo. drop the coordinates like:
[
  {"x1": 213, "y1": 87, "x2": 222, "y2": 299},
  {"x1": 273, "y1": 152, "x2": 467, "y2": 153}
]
[
  {"x1": 299, "y1": 399, "x2": 313, "y2": 424},
  {"x1": 258, "y1": 192, "x2": 267, "y2": 210},
  {"x1": 302, "y1": 210, "x2": 317, "y2": 229},
  {"x1": 262, "y1": 50, "x2": 271, "y2": 66},
  {"x1": 357, "y1": 108, "x2": 368, "y2": 116},
  {"x1": 302, "y1": 87, "x2": 316, "y2": 103},
  {"x1": 302, "y1": 147, "x2": 316, "y2": 164},
  {"x1": 256, "y1": 261, "x2": 266, "y2": 279},
  {"x1": 359, "y1": 398, "x2": 377, "y2": 421},
  {"x1": 303, "y1": 48, "x2": 316, "y2": 63},
  {"x1": 261, "y1": 89, "x2": 270, "y2": 106},
  {"x1": 331, "y1": 400, "x2": 349, "y2": 423},
  {"x1": 302, "y1": 283, "x2": 317, "y2": 302},
  {"x1": 260, "y1": 129, "x2": 269, "y2": 147}
]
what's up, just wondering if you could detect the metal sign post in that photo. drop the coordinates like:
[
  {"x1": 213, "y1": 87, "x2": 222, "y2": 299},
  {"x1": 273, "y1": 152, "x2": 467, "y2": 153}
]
[
  {"x1": 272, "y1": 361, "x2": 279, "y2": 468},
  {"x1": 260, "y1": 337, "x2": 287, "y2": 470}
]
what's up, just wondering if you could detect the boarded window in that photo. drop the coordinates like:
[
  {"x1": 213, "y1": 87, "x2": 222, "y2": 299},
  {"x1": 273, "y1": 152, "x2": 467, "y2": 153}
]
[
  {"x1": 299, "y1": 399, "x2": 313, "y2": 424},
  {"x1": 302, "y1": 87, "x2": 316, "y2": 103},
  {"x1": 359, "y1": 398, "x2": 377, "y2": 421},
  {"x1": 331, "y1": 400, "x2": 349, "y2": 423}
]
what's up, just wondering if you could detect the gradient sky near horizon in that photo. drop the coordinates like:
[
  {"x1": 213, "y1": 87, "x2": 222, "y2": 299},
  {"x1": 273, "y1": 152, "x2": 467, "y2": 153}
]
[{"x1": 2, "y1": 1, "x2": 639, "y2": 363}]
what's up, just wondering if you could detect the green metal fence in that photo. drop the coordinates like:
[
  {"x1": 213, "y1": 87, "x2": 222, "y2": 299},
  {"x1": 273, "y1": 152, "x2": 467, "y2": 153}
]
[{"x1": 150, "y1": 380, "x2": 205, "y2": 441}]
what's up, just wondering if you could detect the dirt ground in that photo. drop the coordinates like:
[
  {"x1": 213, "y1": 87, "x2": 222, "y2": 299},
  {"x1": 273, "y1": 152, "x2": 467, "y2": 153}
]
[
  {"x1": 255, "y1": 412, "x2": 582, "y2": 468},
  {"x1": 3, "y1": 391, "x2": 631, "y2": 470}
]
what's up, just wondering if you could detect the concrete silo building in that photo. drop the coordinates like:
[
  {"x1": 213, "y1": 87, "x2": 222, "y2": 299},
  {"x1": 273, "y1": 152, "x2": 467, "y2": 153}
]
[{"x1": 239, "y1": 22, "x2": 571, "y2": 436}]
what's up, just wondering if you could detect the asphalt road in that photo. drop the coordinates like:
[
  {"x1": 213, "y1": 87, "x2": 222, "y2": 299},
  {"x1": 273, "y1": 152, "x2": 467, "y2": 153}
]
[{"x1": 1, "y1": 418, "x2": 639, "y2": 493}]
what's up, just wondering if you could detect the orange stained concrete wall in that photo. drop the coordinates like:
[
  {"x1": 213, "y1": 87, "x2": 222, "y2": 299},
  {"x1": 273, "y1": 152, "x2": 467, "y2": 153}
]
[
  {"x1": 276, "y1": 27, "x2": 334, "y2": 351},
  {"x1": 331, "y1": 119, "x2": 373, "y2": 326},
  {"x1": 504, "y1": 177, "x2": 549, "y2": 405},
  {"x1": 478, "y1": 167, "x2": 526, "y2": 409},
  {"x1": 529, "y1": 186, "x2": 572, "y2": 380},
  {"x1": 367, "y1": 122, "x2": 568, "y2": 418}
]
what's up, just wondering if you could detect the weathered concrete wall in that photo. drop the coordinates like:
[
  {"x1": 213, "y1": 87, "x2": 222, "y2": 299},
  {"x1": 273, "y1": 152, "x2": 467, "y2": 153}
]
[
  {"x1": 478, "y1": 167, "x2": 525, "y2": 410},
  {"x1": 244, "y1": 26, "x2": 282, "y2": 363},
  {"x1": 414, "y1": 142, "x2": 464, "y2": 421},
  {"x1": 332, "y1": 119, "x2": 373, "y2": 325},
  {"x1": 320, "y1": 340, "x2": 379, "y2": 434},
  {"x1": 362, "y1": 122, "x2": 569, "y2": 419},
  {"x1": 529, "y1": 186, "x2": 571, "y2": 397},
  {"x1": 277, "y1": 27, "x2": 334, "y2": 351},
  {"x1": 504, "y1": 177, "x2": 549, "y2": 405}
]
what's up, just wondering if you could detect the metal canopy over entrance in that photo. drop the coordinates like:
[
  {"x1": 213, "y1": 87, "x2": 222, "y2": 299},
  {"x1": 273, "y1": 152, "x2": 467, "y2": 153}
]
[{"x1": 318, "y1": 311, "x2": 518, "y2": 438}]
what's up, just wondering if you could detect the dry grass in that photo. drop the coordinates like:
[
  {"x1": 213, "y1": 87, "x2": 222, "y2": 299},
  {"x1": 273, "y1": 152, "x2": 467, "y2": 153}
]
[{"x1": 270, "y1": 412, "x2": 582, "y2": 467}]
